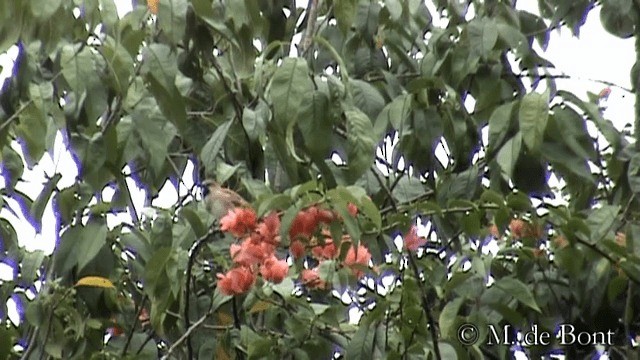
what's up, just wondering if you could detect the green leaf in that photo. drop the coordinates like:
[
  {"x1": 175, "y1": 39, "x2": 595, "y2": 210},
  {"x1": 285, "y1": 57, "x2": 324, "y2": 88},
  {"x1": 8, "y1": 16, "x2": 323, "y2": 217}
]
[
  {"x1": 180, "y1": 208, "x2": 207, "y2": 238},
  {"x1": 496, "y1": 133, "x2": 522, "y2": 180},
  {"x1": 358, "y1": 195, "x2": 382, "y2": 231},
  {"x1": 345, "y1": 107, "x2": 377, "y2": 181},
  {"x1": 351, "y1": 79, "x2": 385, "y2": 121},
  {"x1": 519, "y1": 90, "x2": 549, "y2": 153},
  {"x1": 30, "y1": 174, "x2": 62, "y2": 232},
  {"x1": 374, "y1": 94, "x2": 411, "y2": 138},
  {"x1": 297, "y1": 91, "x2": 332, "y2": 159},
  {"x1": 558, "y1": 90, "x2": 624, "y2": 151},
  {"x1": 30, "y1": 0, "x2": 62, "y2": 20},
  {"x1": 488, "y1": 101, "x2": 515, "y2": 155},
  {"x1": 21, "y1": 250, "x2": 45, "y2": 284},
  {"x1": 102, "y1": 38, "x2": 134, "y2": 96},
  {"x1": 132, "y1": 101, "x2": 177, "y2": 175},
  {"x1": 345, "y1": 320, "x2": 376, "y2": 360},
  {"x1": 600, "y1": 0, "x2": 634, "y2": 38},
  {"x1": 439, "y1": 297, "x2": 465, "y2": 339},
  {"x1": 78, "y1": 219, "x2": 108, "y2": 272},
  {"x1": 494, "y1": 277, "x2": 541, "y2": 312},
  {"x1": 468, "y1": 19, "x2": 498, "y2": 59},
  {"x1": 0, "y1": 326, "x2": 15, "y2": 360},
  {"x1": 142, "y1": 44, "x2": 178, "y2": 93},
  {"x1": 16, "y1": 104, "x2": 48, "y2": 167},
  {"x1": 269, "y1": 58, "x2": 313, "y2": 130},
  {"x1": 334, "y1": 0, "x2": 358, "y2": 33},
  {"x1": 200, "y1": 120, "x2": 233, "y2": 173},
  {"x1": 144, "y1": 247, "x2": 173, "y2": 296},
  {"x1": 61, "y1": 45, "x2": 97, "y2": 94},
  {"x1": 2, "y1": 146, "x2": 24, "y2": 189},
  {"x1": 628, "y1": 153, "x2": 640, "y2": 194},
  {"x1": 157, "y1": 0, "x2": 188, "y2": 44},
  {"x1": 585, "y1": 205, "x2": 620, "y2": 244}
]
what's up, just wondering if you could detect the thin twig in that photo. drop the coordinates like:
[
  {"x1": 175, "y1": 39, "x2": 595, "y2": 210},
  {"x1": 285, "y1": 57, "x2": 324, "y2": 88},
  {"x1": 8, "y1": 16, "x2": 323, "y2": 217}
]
[
  {"x1": 160, "y1": 311, "x2": 212, "y2": 360},
  {"x1": 184, "y1": 226, "x2": 223, "y2": 359},
  {"x1": 0, "y1": 100, "x2": 33, "y2": 133},
  {"x1": 406, "y1": 252, "x2": 441, "y2": 360},
  {"x1": 301, "y1": 0, "x2": 320, "y2": 54},
  {"x1": 121, "y1": 296, "x2": 148, "y2": 357}
]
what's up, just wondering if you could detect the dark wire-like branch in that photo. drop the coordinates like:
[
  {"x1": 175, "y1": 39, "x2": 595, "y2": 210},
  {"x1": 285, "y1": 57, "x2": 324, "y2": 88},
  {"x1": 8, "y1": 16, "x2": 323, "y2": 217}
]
[
  {"x1": 121, "y1": 295, "x2": 149, "y2": 357},
  {"x1": 184, "y1": 225, "x2": 223, "y2": 359},
  {"x1": 406, "y1": 252, "x2": 442, "y2": 360}
]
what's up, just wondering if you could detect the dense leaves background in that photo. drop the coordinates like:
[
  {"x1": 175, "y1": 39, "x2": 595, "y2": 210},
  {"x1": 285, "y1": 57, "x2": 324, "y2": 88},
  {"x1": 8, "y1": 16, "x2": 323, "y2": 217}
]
[{"x1": 1, "y1": 0, "x2": 640, "y2": 359}]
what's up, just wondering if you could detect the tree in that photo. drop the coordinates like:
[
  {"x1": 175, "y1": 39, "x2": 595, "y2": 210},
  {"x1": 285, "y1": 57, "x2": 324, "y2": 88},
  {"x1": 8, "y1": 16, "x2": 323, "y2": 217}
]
[{"x1": 0, "y1": 0, "x2": 639, "y2": 359}]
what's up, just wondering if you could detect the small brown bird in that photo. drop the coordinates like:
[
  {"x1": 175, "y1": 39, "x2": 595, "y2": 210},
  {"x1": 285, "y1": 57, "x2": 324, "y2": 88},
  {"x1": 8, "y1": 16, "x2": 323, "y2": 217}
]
[{"x1": 202, "y1": 179, "x2": 249, "y2": 219}]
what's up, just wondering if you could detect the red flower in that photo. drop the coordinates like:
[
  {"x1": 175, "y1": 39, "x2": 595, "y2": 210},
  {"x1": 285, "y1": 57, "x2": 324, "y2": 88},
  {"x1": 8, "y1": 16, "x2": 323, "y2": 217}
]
[
  {"x1": 343, "y1": 244, "x2": 371, "y2": 278},
  {"x1": 508, "y1": 219, "x2": 542, "y2": 239},
  {"x1": 230, "y1": 239, "x2": 268, "y2": 267},
  {"x1": 301, "y1": 268, "x2": 326, "y2": 289},
  {"x1": 311, "y1": 238, "x2": 338, "y2": 260},
  {"x1": 347, "y1": 203, "x2": 358, "y2": 217},
  {"x1": 598, "y1": 87, "x2": 611, "y2": 99},
  {"x1": 217, "y1": 267, "x2": 255, "y2": 295},
  {"x1": 289, "y1": 207, "x2": 321, "y2": 240},
  {"x1": 290, "y1": 240, "x2": 305, "y2": 259},
  {"x1": 260, "y1": 256, "x2": 289, "y2": 284},
  {"x1": 404, "y1": 225, "x2": 427, "y2": 251},
  {"x1": 220, "y1": 208, "x2": 257, "y2": 237},
  {"x1": 256, "y1": 211, "x2": 281, "y2": 245},
  {"x1": 489, "y1": 224, "x2": 500, "y2": 238},
  {"x1": 317, "y1": 209, "x2": 335, "y2": 224}
]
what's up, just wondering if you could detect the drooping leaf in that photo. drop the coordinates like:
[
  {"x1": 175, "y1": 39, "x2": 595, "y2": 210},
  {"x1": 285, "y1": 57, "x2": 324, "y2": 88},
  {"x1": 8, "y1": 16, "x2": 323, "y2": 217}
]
[
  {"x1": 494, "y1": 277, "x2": 541, "y2": 313},
  {"x1": 200, "y1": 120, "x2": 233, "y2": 173},
  {"x1": 345, "y1": 107, "x2": 377, "y2": 182},
  {"x1": 519, "y1": 90, "x2": 549, "y2": 153},
  {"x1": 269, "y1": 58, "x2": 313, "y2": 130}
]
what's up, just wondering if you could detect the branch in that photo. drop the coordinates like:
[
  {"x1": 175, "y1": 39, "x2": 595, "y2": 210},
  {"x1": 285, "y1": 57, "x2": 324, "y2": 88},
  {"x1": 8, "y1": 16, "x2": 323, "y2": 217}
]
[
  {"x1": 184, "y1": 226, "x2": 224, "y2": 359},
  {"x1": 0, "y1": 100, "x2": 33, "y2": 133},
  {"x1": 301, "y1": 0, "x2": 320, "y2": 54},
  {"x1": 121, "y1": 296, "x2": 148, "y2": 357},
  {"x1": 406, "y1": 252, "x2": 441, "y2": 360},
  {"x1": 516, "y1": 72, "x2": 633, "y2": 93},
  {"x1": 160, "y1": 312, "x2": 212, "y2": 360}
]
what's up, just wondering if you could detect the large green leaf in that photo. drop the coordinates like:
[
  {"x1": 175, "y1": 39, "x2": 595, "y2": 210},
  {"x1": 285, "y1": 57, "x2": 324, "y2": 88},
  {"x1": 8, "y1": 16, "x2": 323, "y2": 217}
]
[
  {"x1": 132, "y1": 100, "x2": 177, "y2": 176},
  {"x1": 200, "y1": 120, "x2": 233, "y2": 174},
  {"x1": 157, "y1": 0, "x2": 188, "y2": 44},
  {"x1": 518, "y1": 90, "x2": 549, "y2": 153},
  {"x1": 296, "y1": 91, "x2": 332, "y2": 159},
  {"x1": 494, "y1": 277, "x2": 541, "y2": 313},
  {"x1": 374, "y1": 94, "x2": 411, "y2": 138},
  {"x1": 345, "y1": 107, "x2": 377, "y2": 181},
  {"x1": 335, "y1": 0, "x2": 358, "y2": 33},
  {"x1": 468, "y1": 18, "x2": 499, "y2": 59},
  {"x1": 269, "y1": 58, "x2": 313, "y2": 130},
  {"x1": 488, "y1": 101, "x2": 515, "y2": 155}
]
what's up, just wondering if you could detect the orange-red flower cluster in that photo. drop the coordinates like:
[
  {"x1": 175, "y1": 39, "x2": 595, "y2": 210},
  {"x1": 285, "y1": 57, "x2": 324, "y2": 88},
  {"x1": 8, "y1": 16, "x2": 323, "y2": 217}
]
[
  {"x1": 218, "y1": 203, "x2": 372, "y2": 295},
  {"x1": 220, "y1": 208, "x2": 257, "y2": 237},
  {"x1": 508, "y1": 219, "x2": 543, "y2": 239},
  {"x1": 404, "y1": 225, "x2": 427, "y2": 251},
  {"x1": 218, "y1": 210, "x2": 287, "y2": 295}
]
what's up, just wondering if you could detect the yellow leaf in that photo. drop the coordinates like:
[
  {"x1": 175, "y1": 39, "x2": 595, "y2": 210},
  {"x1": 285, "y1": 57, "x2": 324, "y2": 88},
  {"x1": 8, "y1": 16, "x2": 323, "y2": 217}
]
[
  {"x1": 75, "y1": 276, "x2": 115, "y2": 289},
  {"x1": 249, "y1": 300, "x2": 272, "y2": 314}
]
